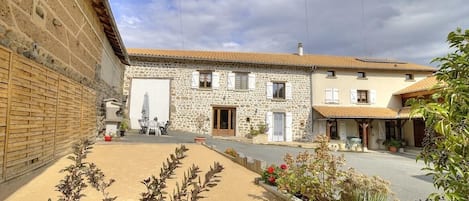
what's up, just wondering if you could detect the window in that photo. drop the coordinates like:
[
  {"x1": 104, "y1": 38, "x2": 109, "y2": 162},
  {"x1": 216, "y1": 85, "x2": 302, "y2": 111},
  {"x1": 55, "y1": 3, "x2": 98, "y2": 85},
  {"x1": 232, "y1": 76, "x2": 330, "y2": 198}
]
[
  {"x1": 325, "y1": 88, "x2": 339, "y2": 104},
  {"x1": 327, "y1": 70, "x2": 336, "y2": 77},
  {"x1": 273, "y1": 82, "x2": 285, "y2": 99},
  {"x1": 357, "y1": 72, "x2": 366, "y2": 78},
  {"x1": 235, "y1": 72, "x2": 249, "y2": 90},
  {"x1": 199, "y1": 71, "x2": 212, "y2": 88},
  {"x1": 357, "y1": 90, "x2": 368, "y2": 103},
  {"x1": 405, "y1": 74, "x2": 414, "y2": 80}
]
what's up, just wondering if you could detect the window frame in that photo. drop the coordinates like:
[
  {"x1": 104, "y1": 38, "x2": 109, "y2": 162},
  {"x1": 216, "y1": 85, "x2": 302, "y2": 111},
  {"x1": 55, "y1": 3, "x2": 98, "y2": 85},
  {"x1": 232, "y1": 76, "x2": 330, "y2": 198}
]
[
  {"x1": 405, "y1": 73, "x2": 414, "y2": 81},
  {"x1": 198, "y1": 71, "x2": 213, "y2": 89},
  {"x1": 235, "y1": 72, "x2": 249, "y2": 90},
  {"x1": 357, "y1": 72, "x2": 366, "y2": 79},
  {"x1": 272, "y1": 82, "x2": 286, "y2": 99},
  {"x1": 326, "y1": 70, "x2": 336, "y2": 78},
  {"x1": 357, "y1": 89, "x2": 368, "y2": 103}
]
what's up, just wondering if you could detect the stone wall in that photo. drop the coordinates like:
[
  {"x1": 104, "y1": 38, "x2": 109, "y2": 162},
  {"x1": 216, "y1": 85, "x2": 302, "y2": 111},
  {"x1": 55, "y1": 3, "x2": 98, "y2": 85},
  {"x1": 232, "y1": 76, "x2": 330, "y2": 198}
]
[
  {"x1": 125, "y1": 58, "x2": 313, "y2": 140},
  {"x1": 0, "y1": 0, "x2": 126, "y2": 133}
]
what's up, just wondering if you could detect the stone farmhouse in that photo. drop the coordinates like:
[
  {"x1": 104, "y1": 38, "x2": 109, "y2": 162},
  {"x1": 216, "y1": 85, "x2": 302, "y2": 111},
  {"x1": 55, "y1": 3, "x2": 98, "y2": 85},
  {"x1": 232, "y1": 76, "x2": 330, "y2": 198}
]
[
  {"x1": 0, "y1": 0, "x2": 128, "y2": 182},
  {"x1": 124, "y1": 45, "x2": 436, "y2": 150}
]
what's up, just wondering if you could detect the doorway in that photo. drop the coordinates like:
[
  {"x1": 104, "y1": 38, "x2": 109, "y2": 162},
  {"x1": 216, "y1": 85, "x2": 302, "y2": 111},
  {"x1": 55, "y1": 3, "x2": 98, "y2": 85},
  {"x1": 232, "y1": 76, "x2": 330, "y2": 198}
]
[
  {"x1": 212, "y1": 107, "x2": 236, "y2": 136},
  {"x1": 413, "y1": 119, "x2": 425, "y2": 147},
  {"x1": 273, "y1": 113, "x2": 285, "y2": 142}
]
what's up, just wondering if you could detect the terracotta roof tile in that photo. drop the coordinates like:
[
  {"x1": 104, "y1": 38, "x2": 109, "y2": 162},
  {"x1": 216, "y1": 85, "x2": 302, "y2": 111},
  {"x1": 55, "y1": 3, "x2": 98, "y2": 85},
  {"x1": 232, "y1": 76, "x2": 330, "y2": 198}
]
[
  {"x1": 128, "y1": 48, "x2": 436, "y2": 71},
  {"x1": 313, "y1": 106, "x2": 398, "y2": 119},
  {"x1": 394, "y1": 76, "x2": 440, "y2": 95}
]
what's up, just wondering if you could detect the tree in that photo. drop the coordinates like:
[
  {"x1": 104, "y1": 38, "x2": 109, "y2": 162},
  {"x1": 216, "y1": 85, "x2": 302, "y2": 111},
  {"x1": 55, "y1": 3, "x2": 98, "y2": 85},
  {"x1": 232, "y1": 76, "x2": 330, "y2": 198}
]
[{"x1": 411, "y1": 28, "x2": 469, "y2": 201}]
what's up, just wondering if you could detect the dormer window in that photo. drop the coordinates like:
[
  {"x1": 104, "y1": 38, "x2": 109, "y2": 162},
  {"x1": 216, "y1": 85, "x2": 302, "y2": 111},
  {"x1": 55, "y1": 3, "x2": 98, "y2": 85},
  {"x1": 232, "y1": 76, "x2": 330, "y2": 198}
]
[
  {"x1": 357, "y1": 72, "x2": 366, "y2": 79},
  {"x1": 405, "y1": 74, "x2": 414, "y2": 80}
]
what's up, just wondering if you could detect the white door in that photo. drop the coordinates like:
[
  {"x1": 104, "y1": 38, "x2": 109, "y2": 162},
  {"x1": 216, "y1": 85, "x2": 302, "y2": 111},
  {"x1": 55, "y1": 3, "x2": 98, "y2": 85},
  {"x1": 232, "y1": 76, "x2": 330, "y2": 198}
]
[
  {"x1": 273, "y1": 113, "x2": 285, "y2": 142},
  {"x1": 129, "y1": 79, "x2": 171, "y2": 129}
]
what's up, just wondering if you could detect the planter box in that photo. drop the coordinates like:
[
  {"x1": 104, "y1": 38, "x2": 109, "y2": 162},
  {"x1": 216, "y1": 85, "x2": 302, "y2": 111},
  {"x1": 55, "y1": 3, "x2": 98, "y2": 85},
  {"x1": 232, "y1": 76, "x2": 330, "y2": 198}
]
[
  {"x1": 257, "y1": 180, "x2": 302, "y2": 201},
  {"x1": 252, "y1": 134, "x2": 268, "y2": 144}
]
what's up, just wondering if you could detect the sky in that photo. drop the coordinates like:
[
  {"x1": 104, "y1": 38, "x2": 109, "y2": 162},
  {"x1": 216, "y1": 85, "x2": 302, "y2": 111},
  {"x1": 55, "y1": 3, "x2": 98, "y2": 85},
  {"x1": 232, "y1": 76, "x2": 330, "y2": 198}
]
[{"x1": 109, "y1": 0, "x2": 469, "y2": 66}]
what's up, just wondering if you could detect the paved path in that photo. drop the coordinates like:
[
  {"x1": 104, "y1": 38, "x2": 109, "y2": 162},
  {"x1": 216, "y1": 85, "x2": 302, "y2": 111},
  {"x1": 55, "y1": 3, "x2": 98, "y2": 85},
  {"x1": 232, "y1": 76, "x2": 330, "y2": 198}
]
[{"x1": 118, "y1": 131, "x2": 437, "y2": 201}]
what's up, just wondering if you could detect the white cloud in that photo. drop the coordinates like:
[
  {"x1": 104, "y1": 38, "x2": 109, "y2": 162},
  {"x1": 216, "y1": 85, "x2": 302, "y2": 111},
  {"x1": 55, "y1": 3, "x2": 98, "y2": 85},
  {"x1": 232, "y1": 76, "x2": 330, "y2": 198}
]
[{"x1": 109, "y1": 0, "x2": 469, "y2": 66}]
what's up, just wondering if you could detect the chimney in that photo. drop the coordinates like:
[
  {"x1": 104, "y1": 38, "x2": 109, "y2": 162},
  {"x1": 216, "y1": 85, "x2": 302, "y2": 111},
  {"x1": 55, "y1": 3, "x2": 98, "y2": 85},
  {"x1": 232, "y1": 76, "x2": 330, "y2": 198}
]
[{"x1": 298, "y1": 42, "x2": 303, "y2": 56}]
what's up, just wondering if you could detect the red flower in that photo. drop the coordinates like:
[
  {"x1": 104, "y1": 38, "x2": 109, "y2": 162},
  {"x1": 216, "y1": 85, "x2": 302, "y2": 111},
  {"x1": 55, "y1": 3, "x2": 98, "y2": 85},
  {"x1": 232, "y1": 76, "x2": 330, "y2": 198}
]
[
  {"x1": 267, "y1": 166, "x2": 275, "y2": 174},
  {"x1": 280, "y1": 164, "x2": 287, "y2": 170},
  {"x1": 268, "y1": 176, "x2": 276, "y2": 184}
]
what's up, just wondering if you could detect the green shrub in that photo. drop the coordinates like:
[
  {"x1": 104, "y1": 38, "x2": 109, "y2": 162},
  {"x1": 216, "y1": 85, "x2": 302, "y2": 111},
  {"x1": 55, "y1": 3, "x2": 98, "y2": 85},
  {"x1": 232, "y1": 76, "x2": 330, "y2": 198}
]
[{"x1": 224, "y1": 147, "x2": 239, "y2": 158}]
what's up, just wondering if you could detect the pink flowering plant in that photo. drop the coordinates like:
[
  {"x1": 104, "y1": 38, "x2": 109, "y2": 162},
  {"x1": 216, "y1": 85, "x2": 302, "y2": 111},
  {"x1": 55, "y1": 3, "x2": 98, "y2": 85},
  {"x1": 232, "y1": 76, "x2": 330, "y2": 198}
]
[{"x1": 261, "y1": 164, "x2": 287, "y2": 186}]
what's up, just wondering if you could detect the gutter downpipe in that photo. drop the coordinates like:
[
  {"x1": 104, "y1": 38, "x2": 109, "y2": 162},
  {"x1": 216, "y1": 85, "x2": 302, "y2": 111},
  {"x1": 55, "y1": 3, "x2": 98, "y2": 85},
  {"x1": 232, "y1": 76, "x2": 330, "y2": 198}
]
[{"x1": 310, "y1": 65, "x2": 317, "y2": 135}]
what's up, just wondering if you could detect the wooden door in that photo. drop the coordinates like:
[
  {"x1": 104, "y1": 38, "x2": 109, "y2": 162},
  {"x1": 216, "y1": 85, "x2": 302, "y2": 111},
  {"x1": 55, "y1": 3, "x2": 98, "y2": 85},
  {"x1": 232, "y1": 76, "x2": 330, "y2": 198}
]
[
  {"x1": 413, "y1": 119, "x2": 425, "y2": 147},
  {"x1": 212, "y1": 107, "x2": 236, "y2": 136}
]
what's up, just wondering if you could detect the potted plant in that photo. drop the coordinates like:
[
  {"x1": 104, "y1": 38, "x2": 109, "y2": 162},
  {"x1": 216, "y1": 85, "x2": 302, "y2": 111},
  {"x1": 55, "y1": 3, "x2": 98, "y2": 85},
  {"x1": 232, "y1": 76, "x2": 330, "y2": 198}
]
[
  {"x1": 383, "y1": 139, "x2": 401, "y2": 153},
  {"x1": 119, "y1": 118, "x2": 129, "y2": 136}
]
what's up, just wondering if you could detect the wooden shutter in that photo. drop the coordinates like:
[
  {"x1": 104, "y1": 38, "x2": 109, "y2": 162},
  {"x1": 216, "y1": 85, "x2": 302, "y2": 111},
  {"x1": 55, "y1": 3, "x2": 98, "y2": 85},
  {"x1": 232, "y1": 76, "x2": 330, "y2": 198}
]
[
  {"x1": 191, "y1": 71, "x2": 199, "y2": 89},
  {"x1": 333, "y1": 88, "x2": 339, "y2": 103},
  {"x1": 212, "y1": 72, "x2": 220, "y2": 89},
  {"x1": 285, "y1": 112, "x2": 293, "y2": 142},
  {"x1": 248, "y1": 73, "x2": 256, "y2": 90},
  {"x1": 227, "y1": 72, "x2": 235, "y2": 90},
  {"x1": 285, "y1": 82, "x2": 292, "y2": 100},
  {"x1": 266, "y1": 112, "x2": 273, "y2": 142},
  {"x1": 266, "y1": 82, "x2": 273, "y2": 99},
  {"x1": 350, "y1": 89, "x2": 357, "y2": 104},
  {"x1": 370, "y1": 90, "x2": 377, "y2": 104},
  {"x1": 325, "y1": 88, "x2": 333, "y2": 103}
]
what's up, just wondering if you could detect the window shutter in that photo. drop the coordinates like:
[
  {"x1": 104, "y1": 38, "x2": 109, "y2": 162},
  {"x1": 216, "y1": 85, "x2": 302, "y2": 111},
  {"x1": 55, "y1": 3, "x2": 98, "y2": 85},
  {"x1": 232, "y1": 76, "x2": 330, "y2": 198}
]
[
  {"x1": 285, "y1": 82, "x2": 292, "y2": 100},
  {"x1": 191, "y1": 71, "x2": 199, "y2": 89},
  {"x1": 248, "y1": 73, "x2": 256, "y2": 90},
  {"x1": 212, "y1": 72, "x2": 220, "y2": 89},
  {"x1": 227, "y1": 73, "x2": 235, "y2": 90},
  {"x1": 285, "y1": 112, "x2": 293, "y2": 142},
  {"x1": 325, "y1": 88, "x2": 333, "y2": 103},
  {"x1": 350, "y1": 89, "x2": 357, "y2": 104},
  {"x1": 266, "y1": 112, "x2": 273, "y2": 142},
  {"x1": 266, "y1": 82, "x2": 273, "y2": 99},
  {"x1": 333, "y1": 88, "x2": 339, "y2": 103},
  {"x1": 370, "y1": 90, "x2": 377, "y2": 104}
]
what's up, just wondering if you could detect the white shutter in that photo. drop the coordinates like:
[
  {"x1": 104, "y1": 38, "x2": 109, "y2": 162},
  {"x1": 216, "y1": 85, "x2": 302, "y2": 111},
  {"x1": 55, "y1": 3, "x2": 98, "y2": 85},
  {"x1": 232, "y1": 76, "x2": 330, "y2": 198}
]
[
  {"x1": 191, "y1": 71, "x2": 199, "y2": 89},
  {"x1": 227, "y1": 72, "x2": 235, "y2": 90},
  {"x1": 248, "y1": 73, "x2": 256, "y2": 90},
  {"x1": 212, "y1": 72, "x2": 220, "y2": 89},
  {"x1": 285, "y1": 112, "x2": 293, "y2": 142},
  {"x1": 266, "y1": 112, "x2": 273, "y2": 142},
  {"x1": 285, "y1": 82, "x2": 293, "y2": 100},
  {"x1": 350, "y1": 89, "x2": 357, "y2": 104},
  {"x1": 266, "y1": 82, "x2": 273, "y2": 99},
  {"x1": 325, "y1": 88, "x2": 333, "y2": 103},
  {"x1": 370, "y1": 90, "x2": 377, "y2": 104},
  {"x1": 285, "y1": 82, "x2": 292, "y2": 100},
  {"x1": 333, "y1": 88, "x2": 339, "y2": 103}
]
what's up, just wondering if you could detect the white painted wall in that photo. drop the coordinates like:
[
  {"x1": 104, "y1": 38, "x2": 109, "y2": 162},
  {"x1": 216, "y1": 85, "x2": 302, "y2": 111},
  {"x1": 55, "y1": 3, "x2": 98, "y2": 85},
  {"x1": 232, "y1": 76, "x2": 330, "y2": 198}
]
[{"x1": 129, "y1": 79, "x2": 170, "y2": 129}]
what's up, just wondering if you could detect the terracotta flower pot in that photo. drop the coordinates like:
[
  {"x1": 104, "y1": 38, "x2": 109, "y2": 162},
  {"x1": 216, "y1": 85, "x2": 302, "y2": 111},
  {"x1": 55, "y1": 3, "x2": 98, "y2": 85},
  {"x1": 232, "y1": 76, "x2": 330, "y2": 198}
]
[
  {"x1": 194, "y1": 137, "x2": 206, "y2": 144},
  {"x1": 388, "y1": 146, "x2": 397, "y2": 153},
  {"x1": 104, "y1": 135, "x2": 112, "y2": 142}
]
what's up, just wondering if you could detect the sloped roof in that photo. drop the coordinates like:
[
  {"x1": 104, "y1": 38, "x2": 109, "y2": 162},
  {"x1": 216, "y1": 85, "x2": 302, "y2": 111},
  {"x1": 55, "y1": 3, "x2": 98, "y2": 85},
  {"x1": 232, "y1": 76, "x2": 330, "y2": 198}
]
[
  {"x1": 92, "y1": 0, "x2": 129, "y2": 65},
  {"x1": 394, "y1": 76, "x2": 440, "y2": 95},
  {"x1": 313, "y1": 106, "x2": 399, "y2": 119},
  {"x1": 128, "y1": 48, "x2": 436, "y2": 71}
]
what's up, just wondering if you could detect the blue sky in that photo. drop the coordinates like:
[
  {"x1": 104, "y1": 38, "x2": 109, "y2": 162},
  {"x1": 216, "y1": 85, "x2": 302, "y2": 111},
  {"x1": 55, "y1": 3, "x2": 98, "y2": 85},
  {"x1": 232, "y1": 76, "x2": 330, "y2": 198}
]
[{"x1": 109, "y1": 0, "x2": 469, "y2": 66}]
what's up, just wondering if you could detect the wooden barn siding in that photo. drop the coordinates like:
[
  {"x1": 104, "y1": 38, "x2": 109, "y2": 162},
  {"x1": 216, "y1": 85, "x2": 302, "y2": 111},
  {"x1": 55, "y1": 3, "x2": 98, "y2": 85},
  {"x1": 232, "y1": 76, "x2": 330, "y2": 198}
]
[{"x1": 0, "y1": 47, "x2": 97, "y2": 182}]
